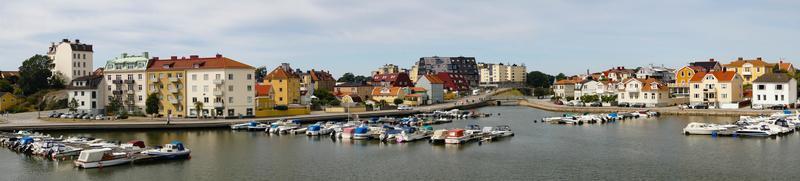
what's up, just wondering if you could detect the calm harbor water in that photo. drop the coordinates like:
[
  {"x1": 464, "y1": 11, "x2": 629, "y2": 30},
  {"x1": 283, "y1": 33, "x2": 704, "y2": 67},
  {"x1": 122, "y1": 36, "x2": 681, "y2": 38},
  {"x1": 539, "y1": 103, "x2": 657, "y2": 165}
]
[{"x1": 2, "y1": 106, "x2": 800, "y2": 180}]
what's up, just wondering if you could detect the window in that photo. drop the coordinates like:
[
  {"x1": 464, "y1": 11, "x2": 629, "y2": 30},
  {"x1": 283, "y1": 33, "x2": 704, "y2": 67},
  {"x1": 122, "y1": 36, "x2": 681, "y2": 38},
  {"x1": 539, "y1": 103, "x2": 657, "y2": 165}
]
[
  {"x1": 781, "y1": 95, "x2": 785, "y2": 101},
  {"x1": 694, "y1": 84, "x2": 699, "y2": 89},
  {"x1": 192, "y1": 86, "x2": 197, "y2": 92},
  {"x1": 228, "y1": 74, "x2": 233, "y2": 80},
  {"x1": 193, "y1": 97, "x2": 197, "y2": 102},
  {"x1": 138, "y1": 85, "x2": 143, "y2": 91},
  {"x1": 204, "y1": 97, "x2": 209, "y2": 103},
  {"x1": 139, "y1": 95, "x2": 143, "y2": 101},
  {"x1": 279, "y1": 88, "x2": 283, "y2": 92},
  {"x1": 192, "y1": 74, "x2": 197, "y2": 80},
  {"x1": 203, "y1": 74, "x2": 209, "y2": 80},
  {"x1": 722, "y1": 94, "x2": 727, "y2": 98},
  {"x1": 694, "y1": 94, "x2": 699, "y2": 98},
  {"x1": 247, "y1": 74, "x2": 252, "y2": 80},
  {"x1": 247, "y1": 85, "x2": 252, "y2": 91},
  {"x1": 721, "y1": 84, "x2": 727, "y2": 89},
  {"x1": 228, "y1": 85, "x2": 234, "y2": 91},
  {"x1": 777, "y1": 85, "x2": 783, "y2": 90},
  {"x1": 229, "y1": 97, "x2": 234, "y2": 104},
  {"x1": 203, "y1": 85, "x2": 209, "y2": 92},
  {"x1": 758, "y1": 85, "x2": 765, "y2": 90},
  {"x1": 247, "y1": 96, "x2": 252, "y2": 103},
  {"x1": 775, "y1": 95, "x2": 779, "y2": 101}
]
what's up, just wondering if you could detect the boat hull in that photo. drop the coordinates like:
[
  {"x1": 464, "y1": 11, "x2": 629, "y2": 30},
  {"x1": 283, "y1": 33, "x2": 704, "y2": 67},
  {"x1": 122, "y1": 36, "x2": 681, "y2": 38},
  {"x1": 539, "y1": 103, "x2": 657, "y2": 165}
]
[{"x1": 74, "y1": 158, "x2": 132, "y2": 169}]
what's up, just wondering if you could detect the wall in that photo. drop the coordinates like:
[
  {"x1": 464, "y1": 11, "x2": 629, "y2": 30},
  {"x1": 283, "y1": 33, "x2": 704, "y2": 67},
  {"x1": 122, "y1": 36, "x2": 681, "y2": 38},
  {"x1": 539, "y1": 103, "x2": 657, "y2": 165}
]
[{"x1": 255, "y1": 107, "x2": 310, "y2": 117}]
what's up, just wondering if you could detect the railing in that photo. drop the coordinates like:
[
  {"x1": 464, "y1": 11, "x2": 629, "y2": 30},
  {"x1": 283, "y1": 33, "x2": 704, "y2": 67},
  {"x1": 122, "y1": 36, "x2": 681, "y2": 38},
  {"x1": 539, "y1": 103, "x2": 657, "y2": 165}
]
[
  {"x1": 169, "y1": 97, "x2": 180, "y2": 104},
  {"x1": 169, "y1": 86, "x2": 179, "y2": 93},
  {"x1": 125, "y1": 79, "x2": 135, "y2": 84},
  {"x1": 169, "y1": 77, "x2": 180, "y2": 82},
  {"x1": 112, "y1": 80, "x2": 124, "y2": 84},
  {"x1": 214, "y1": 102, "x2": 224, "y2": 108},
  {"x1": 213, "y1": 79, "x2": 224, "y2": 85},
  {"x1": 213, "y1": 90, "x2": 224, "y2": 96},
  {"x1": 150, "y1": 77, "x2": 160, "y2": 83},
  {"x1": 112, "y1": 90, "x2": 124, "y2": 95}
]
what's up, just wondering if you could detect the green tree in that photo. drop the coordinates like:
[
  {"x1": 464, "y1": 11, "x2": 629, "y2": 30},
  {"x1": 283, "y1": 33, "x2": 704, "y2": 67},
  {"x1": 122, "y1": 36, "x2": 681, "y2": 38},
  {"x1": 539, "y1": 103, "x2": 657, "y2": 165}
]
[
  {"x1": 49, "y1": 72, "x2": 66, "y2": 89},
  {"x1": 580, "y1": 95, "x2": 599, "y2": 103},
  {"x1": 68, "y1": 98, "x2": 79, "y2": 119},
  {"x1": 18, "y1": 55, "x2": 54, "y2": 95},
  {"x1": 107, "y1": 97, "x2": 122, "y2": 116},
  {"x1": 601, "y1": 95, "x2": 618, "y2": 103},
  {"x1": 354, "y1": 75, "x2": 371, "y2": 84},
  {"x1": 0, "y1": 80, "x2": 13, "y2": 92},
  {"x1": 526, "y1": 71, "x2": 554, "y2": 88},
  {"x1": 393, "y1": 98, "x2": 404, "y2": 105},
  {"x1": 533, "y1": 87, "x2": 552, "y2": 99},
  {"x1": 145, "y1": 93, "x2": 160, "y2": 119},
  {"x1": 555, "y1": 73, "x2": 567, "y2": 81},
  {"x1": 338, "y1": 73, "x2": 355, "y2": 82},
  {"x1": 329, "y1": 99, "x2": 341, "y2": 107},
  {"x1": 194, "y1": 101, "x2": 204, "y2": 119},
  {"x1": 255, "y1": 66, "x2": 268, "y2": 82}
]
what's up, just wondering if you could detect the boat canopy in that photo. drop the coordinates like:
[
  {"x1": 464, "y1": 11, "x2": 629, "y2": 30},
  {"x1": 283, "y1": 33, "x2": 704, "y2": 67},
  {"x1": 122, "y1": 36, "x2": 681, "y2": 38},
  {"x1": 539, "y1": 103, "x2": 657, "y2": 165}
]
[
  {"x1": 170, "y1": 141, "x2": 186, "y2": 151},
  {"x1": 128, "y1": 140, "x2": 145, "y2": 148},
  {"x1": 20, "y1": 137, "x2": 34, "y2": 144},
  {"x1": 308, "y1": 125, "x2": 321, "y2": 131},
  {"x1": 249, "y1": 122, "x2": 259, "y2": 127},
  {"x1": 384, "y1": 129, "x2": 402, "y2": 135},
  {"x1": 291, "y1": 120, "x2": 302, "y2": 124},
  {"x1": 354, "y1": 126, "x2": 369, "y2": 134},
  {"x1": 422, "y1": 125, "x2": 434, "y2": 131}
]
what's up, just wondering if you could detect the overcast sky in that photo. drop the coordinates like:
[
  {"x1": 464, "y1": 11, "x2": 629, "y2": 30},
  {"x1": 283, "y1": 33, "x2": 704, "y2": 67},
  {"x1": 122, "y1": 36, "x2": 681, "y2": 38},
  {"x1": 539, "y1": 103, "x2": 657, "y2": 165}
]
[{"x1": 1, "y1": 0, "x2": 799, "y2": 77}]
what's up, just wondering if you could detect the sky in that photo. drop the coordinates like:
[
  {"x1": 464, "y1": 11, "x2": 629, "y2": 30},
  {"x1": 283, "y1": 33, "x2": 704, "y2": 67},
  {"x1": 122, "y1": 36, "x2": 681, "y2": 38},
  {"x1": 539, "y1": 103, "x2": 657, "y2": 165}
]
[{"x1": 1, "y1": 0, "x2": 799, "y2": 77}]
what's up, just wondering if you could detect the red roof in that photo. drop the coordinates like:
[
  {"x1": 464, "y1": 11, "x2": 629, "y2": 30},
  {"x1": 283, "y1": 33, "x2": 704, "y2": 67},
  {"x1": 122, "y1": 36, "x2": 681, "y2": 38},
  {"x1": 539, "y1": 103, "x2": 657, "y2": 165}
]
[
  {"x1": 255, "y1": 84, "x2": 272, "y2": 97},
  {"x1": 689, "y1": 71, "x2": 738, "y2": 83},
  {"x1": 372, "y1": 72, "x2": 412, "y2": 87},
  {"x1": 266, "y1": 65, "x2": 299, "y2": 80},
  {"x1": 436, "y1": 72, "x2": 469, "y2": 91},
  {"x1": 420, "y1": 74, "x2": 444, "y2": 84},
  {"x1": 147, "y1": 54, "x2": 254, "y2": 71}
]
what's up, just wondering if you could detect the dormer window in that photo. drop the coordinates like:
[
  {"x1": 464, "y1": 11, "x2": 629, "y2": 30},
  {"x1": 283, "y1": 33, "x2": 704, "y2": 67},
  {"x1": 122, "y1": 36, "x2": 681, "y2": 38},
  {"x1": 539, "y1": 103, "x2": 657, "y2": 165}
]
[{"x1": 163, "y1": 64, "x2": 170, "y2": 69}]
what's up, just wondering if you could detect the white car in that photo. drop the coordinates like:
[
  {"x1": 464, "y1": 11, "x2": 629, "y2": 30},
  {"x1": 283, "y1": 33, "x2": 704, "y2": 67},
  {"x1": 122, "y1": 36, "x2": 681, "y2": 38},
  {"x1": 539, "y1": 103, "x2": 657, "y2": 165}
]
[
  {"x1": 751, "y1": 104, "x2": 764, "y2": 110},
  {"x1": 397, "y1": 105, "x2": 413, "y2": 110}
]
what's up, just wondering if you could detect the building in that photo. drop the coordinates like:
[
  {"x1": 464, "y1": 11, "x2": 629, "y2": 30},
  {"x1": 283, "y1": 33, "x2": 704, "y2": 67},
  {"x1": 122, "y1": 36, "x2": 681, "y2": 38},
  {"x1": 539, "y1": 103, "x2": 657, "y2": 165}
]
[
  {"x1": 334, "y1": 82, "x2": 374, "y2": 101},
  {"x1": 724, "y1": 57, "x2": 773, "y2": 84},
  {"x1": 0, "y1": 71, "x2": 19, "y2": 83},
  {"x1": 415, "y1": 74, "x2": 444, "y2": 104},
  {"x1": 689, "y1": 59, "x2": 723, "y2": 72},
  {"x1": 47, "y1": 39, "x2": 93, "y2": 82},
  {"x1": 688, "y1": 71, "x2": 744, "y2": 109},
  {"x1": 553, "y1": 79, "x2": 578, "y2": 100},
  {"x1": 254, "y1": 83, "x2": 310, "y2": 117},
  {"x1": 414, "y1": 56, "x2": 479, "y2": 87},
  {"x1": 371, "y1": 73, "x2": 413, "y2": 87},
  {"x1": 575, "y1": 80, "x2": 615, "y2": 100},
  {"x1": 602, "y1": 67, "x2": 636, "y2": 82},
  {"x1": 254, "y1": 84, "x2": 275, "y2": 111},
  {"x1": 636, "y1": 64, "x2": 675, "y2": 83},
  {"x1": 0, "y1": 92, "x2": 21, "y2": 112},
  {"x1": 777, "y1": 60, "x2": 796, "y2": 75},
  {"x1": 617, "y1": 78, "x2": 673, "y2": 107},
  {"x1": 299, "y1": 69, "x2": 336, "y2": 92},
  {"x1": 477, "y1": 63, "x2": 526, "y2": 87},
  {"x1": 146, "y1": 56, "x2": 189, "y2": 118},
  {"x1": 752, "y1": 73, "x2": 797, "y2": 108},
  {"x1": 103, "y1": 52, "x2": 150, "y2": 113},
  {"x1": 372, "y1": 64, "x2": 401, "y2": 76},
  {"x1": 67, "y1": 75, "x2": 106, "y2": 114},
  {"x1": 184, "y1": 54, "x2": 256, "y2": 118},
  {"x1": 264, "y1": 63, "x2": 302, "y2": 106},
  {"x1": 404, "y1": 87, "x2": 429, "y2": 106},
  {"x1": 370, "y1": 87, "x2": 409, "y2": 105},
  {"x1": 672, "y1": 66, "x2": 708, "y2": 97},
  {"x1": 436, "y1": 72, "x2": 470, "y2": 93}
]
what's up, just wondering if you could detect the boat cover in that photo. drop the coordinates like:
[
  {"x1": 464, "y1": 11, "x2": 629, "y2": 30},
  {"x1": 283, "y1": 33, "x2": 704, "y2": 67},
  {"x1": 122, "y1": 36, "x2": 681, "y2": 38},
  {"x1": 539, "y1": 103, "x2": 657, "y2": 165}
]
[
  {"x1": 171, "y1": 141, "x2": 186, "y2": 151},
  {"x1": 354, "y1": 126, "x2": 369, "y2": 134}
]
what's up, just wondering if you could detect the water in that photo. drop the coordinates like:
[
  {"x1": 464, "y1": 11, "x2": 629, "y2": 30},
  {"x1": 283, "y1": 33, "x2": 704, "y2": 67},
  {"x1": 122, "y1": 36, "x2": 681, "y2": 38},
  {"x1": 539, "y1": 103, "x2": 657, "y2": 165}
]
[{"x1": 2, "y1": 106, "x2": 800, "y2": 180}]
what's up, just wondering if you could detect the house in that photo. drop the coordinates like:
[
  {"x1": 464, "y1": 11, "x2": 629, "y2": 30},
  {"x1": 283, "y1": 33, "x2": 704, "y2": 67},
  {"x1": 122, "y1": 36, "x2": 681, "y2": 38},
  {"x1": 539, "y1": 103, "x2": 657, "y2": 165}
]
[
  {"x1": 688, "y1": 71, "x2": 744, "y2": 109},
  {"x1": 752, "y1": 73, "x2": 797, "y2": 108},
  {"x1": 436, "y1": 72, "x2": 470, "y2": 93},
  {"x1": 553, "y1": 79, "x2": 579, "y2": 100},
  {"x1": 672, "y1": 66, "x2": 708, "y2": 97},
  {"x1": 299, "y1": 69, "x2": 336, "y2": 92},
  {"x1": 334, "y1": 82, "x2": 374, "y2": 101},
  {"x1": 103, "y1": 52, "x2": 149, "y2": 113},
  {"x1": 371, "y1": 73, "x2": 413, "y2": 87},
  {"x1": 184, "y1": 54, "x2": 256, "y2": 118},
  {"x1": 0, "y1": 71, "x2": 19, "y2": 83},
  {"x1": 370, "y1": 87, "x2": 409, "y2": 105},
  {"x1": 636, "y1": 64, "x2": 675, "y2": 83},
  {"x1": 67, "y1": 75, "x2": 106, "y2": 114},
  {"x1": 603, "y1": 67, "x2": 636, "y2": 82},
  {"x1": 254, "y1": 83, "x2": 310, "y2": 117},
  {"x1": 0, "y1": 92, "x2": 21, "y2": 112},
  {"x1": 689, "y1": 59, "x2": 723, "y2": 72},
  {"x1": 575, "y1": 79, "x2": 615, "y2": 100},
  {"x1": 404, "y1": 87, "x2": 429, "y2": 106},
  {"x1": 415, "y1": 74, "x2": 444, "y2": 104},
  {"x1": 477, "y1": 63, "x2": 526, "y2": 87},
  {"x1": 414, "y1": 56, "x2": 479, "y2": 86},
  {"x1": 617, "y1": 78, "x2": 673, "y2": 107},
  {"x1": 146, "y1": 56, "x2": 188, "y2": 118},
  {"x1": 777, "y1": 60, "x2": 796, "y2": 75},
  {"x1": 47, "y1": 39, "x2": 93, "y2": 82},
  {"x1": 724, "y1": 57, "x2": 773, "y2": 84},
  {"x1": 264, "y1": 63, "x2": 302, "y2": 106}
]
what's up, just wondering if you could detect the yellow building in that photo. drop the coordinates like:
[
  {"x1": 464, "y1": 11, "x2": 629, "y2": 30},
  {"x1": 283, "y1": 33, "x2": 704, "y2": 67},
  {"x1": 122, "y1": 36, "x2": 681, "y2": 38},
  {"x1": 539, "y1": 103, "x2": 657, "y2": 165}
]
[
  {"x1": 146, "y1": 57, "x2": 188, "y2": 118},
  {"x1": 672, "y1": 66, "x2": 706, "y2": 96},
  {"x1": 264, "y1": 63, "x2": 301, "y2": 106},
  {"x1": 254, "y1": 83, "x2": 310, "y2": 117},
  {"x1": 724, "y1": 57, "x2": 772, "y2": 84},
  {"x1": 371, "y1": 87, "x2": 409, "y2": 105},
  {"x1": 0, "y1": 92, "x2": 20, "y2": 112}
]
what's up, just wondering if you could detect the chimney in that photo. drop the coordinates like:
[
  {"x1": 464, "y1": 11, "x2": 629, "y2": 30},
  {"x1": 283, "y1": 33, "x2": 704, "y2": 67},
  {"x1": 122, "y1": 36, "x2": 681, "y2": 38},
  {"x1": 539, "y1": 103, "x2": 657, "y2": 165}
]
[
  {"x1": 143, "y1": 52, "x2": 149, "y2": 58},
  {"x1": 216, "y1": 54, "x2": 222, "y2": 58},
  {"x1": 709, "y1": 58, "x2": 714, "y2": 62},
  {"x1": 75, "y1": 39, "x2": 80, "y2": 43},
  {"x1": 189, "y1": 55, "x2": 199, "y2": 59},
  {"x1": 738, "y1": 57, "x2": 743, "y2": 61},
  {"x1": 756, "y1": 57, "x2": 762, "y2": 61},
  {"x1": 62, "y1": 39, "x2": 69, "y2": 43},
  {"x1": 121, "y1": 53, "x2": 128, "y2": 58},
  {"x1": 170, "y1": 56, "x2": 178, "y2": 60}
]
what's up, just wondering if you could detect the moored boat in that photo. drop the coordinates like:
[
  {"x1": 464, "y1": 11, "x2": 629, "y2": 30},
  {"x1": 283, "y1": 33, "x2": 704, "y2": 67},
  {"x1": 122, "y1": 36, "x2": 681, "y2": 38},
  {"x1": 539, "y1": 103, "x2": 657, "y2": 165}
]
[
  {"x1": 141, "y1": 141, "x2": 191, "y2": 160},
  {"x1": 74, "y1": 148, "x2": 132, "y2": 169}
]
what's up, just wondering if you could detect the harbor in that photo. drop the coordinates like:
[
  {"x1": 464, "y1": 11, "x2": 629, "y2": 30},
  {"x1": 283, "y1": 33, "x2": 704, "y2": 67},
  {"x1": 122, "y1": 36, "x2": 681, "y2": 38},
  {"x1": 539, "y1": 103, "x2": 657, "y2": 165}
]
[{"x1": 4, "y1": 106, "x2": 800, "y2": 180}]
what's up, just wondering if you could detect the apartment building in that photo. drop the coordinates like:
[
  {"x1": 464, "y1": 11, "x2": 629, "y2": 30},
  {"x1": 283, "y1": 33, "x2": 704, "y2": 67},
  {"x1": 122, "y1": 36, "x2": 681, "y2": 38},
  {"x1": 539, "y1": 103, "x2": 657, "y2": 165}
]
[
  {"x1": 103, "y1": 52, "x2": 149, "y2": 113},
  {"x1": 47, "y1": 39, "x2": 93, "y2": 82}
]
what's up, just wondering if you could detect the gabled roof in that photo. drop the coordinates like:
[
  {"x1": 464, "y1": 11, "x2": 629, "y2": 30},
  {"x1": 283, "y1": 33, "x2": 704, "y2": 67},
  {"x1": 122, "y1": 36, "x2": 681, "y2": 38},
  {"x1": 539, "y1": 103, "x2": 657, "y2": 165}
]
[
  {"x1": 420, "y1": 74, "x2": 444, "y2": 84},
  {"x1": 307, "y1": 70, "x2": 335, "y2": 81},
  {"x1": 371, "y1": 87, "x2": 404, "y2": 96},
  {"x1": 689, "y1": 60, "x2": 721, "y2": 71},
  {"x1": 336, "y1": 82, "x2": 370, "y2": 87},
  {"x1": 554, "y1": 79, "x2": 579, "y2": 85},
  {"x1": 778, "y1": 61, "x2": 794, "y2": 72},
  {"x1": 411, "y1": 87, "x2": 427, "y2": 92},
  {"x1": 255, "y1": 84, "x2": 273, "y2": 97},
  {"x1": 689, "y1": 71, "x2": 738, "y2": 83},
  {"x1": 67, "y1": 75, "x2": 104, "y2": 90},
  {"x1": 266, "y1": 65, "x2": 300, "y2": 80},
  {"x1": 753, "y1": 73, "x2": 794, "y2": 83},
  {"x1": 725, "y1": 58, "x2": 770, "y2": 67},
  {"x1": 147, "y1": 54, "x2": 254, "y2": 71}
]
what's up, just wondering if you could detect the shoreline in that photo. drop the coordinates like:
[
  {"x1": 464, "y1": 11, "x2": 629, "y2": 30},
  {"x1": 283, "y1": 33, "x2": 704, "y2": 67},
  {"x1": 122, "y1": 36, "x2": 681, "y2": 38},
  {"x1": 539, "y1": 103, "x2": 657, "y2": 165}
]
[{"x1": 519, "y1": 99, "x2": 778, "y2": 116}]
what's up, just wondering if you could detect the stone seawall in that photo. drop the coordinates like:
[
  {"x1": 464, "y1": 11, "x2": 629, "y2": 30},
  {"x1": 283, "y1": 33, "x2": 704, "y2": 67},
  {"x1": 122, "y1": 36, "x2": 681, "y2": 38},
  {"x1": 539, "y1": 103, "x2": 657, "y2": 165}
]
[{"x1": 519, "y1": 99, "x2": 776, "y2": 116}]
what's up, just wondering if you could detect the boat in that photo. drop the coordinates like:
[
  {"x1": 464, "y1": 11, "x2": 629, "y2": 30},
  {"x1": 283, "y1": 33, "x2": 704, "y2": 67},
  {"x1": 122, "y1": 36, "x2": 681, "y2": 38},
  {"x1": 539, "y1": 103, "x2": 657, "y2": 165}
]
[
  {"x1": 267, "y1": 123, "x2": 281, "y2": 134},
  {"x1": 230, "y1": 122, "x2": 250, "y2": 130},
  {"x1": 291, "y1": 127, "x2": 308, "y2": 134},
  {"x1": 444, "y1": 129, "x2": 471, "y2": 144},
  {"x1": 247, "y1": 121, "x2": 269, "y2": 131},
  {"x1": 340, "y1": 127, "x2": 355, "y2": 140},
  {"x1": 278, "y1": 120, "x2": 302, "y2": 134},
  {"x1": 353, "y1": 125, "x2": 371, "y2": 140},
  {"x1": 141, "y1": 141, "x2": 191, "y2": 160},
  {"x1": 682, "y1": 122, "x2": 728, "y2": 135},
  {"x1": 50, "y1": 144, "x2": 83, "y2": 158},
  {"x1": 396, "y1": 127, "x2": 431, "y2": 143},
  {"x1": 430, "y1": 129, "x2": 448, "y2": 144},
  {"x1": 487, "y1": 125, "x2": 514, "y2": 138},
  {"x1": 74, "y1": 148, "x2": 133, "y2": 169},
  {"x1": 306, "y1": 124, "x2": 333, "y2": 136},
  {"x1": 734, "y1": 125, "x2": 774, "y2": 137}
]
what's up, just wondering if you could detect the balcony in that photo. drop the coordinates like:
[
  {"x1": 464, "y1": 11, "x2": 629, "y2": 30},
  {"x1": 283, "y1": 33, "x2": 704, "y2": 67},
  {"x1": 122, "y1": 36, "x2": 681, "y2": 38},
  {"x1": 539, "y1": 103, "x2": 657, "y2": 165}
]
[
  {"x1": 112, "y1": 90, "x2": 124, "y2": 95},
  {"x1": 127, "y1": 90, "x2": 135, "y2": 95},
  {"x1": 168, "y1": 97, "x2": 180, "y2": 104},
  {"x1": 125, "y1": 79, "x2": 136, "y2": 84},
  {"x1": 112, "y1": 80, "x2": 124, "y2": 84},
  {"x1": 150, "y1": 77, "x2": 160, "y2": 83},
  {"x1": 168, "y1": 86, "x2": 179, "y2": 94},
  {"x1": 213, "y1": 79, "x2": 224, "y2": 85},
  {"x1": 214, "y1": 102, "x2": 224, "y2": 108},
  {"x1": 702, "y1": 88, "x2": 716, "y2": 92},
  {"x1": 213, "y1": 90, "x2": 224, "y2": 96},
  {"x1": 169, "y1": 77, "x2": 180, "y2": 82}
]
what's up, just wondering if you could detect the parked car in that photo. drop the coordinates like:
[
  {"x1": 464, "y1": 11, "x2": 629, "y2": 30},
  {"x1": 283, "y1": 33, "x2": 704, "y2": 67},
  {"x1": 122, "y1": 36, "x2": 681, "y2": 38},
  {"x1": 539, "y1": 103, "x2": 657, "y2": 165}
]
[
  {"x1": 690, "y1": 104, "x2": 709, "y2": 109},
  {"x1": 60, "y1": 113, "x2": 70, "y2": 119},
  {"x1": 769, "y1": 105, "x2": 787, "y2": 110},
  {"x1": 751, "y1": 104, "x2": 764, "y2": 110},
  {"x1": 589, "y1": 102, "x2": 602, "y2": 107},
  {"x1": 83, "y1": 114, "x2": 94, "y2": 119},
  {"x1": 397, "y1": 105, "x2": 413, "y2": 110},
  {"x1": 94, "y1": 114, "x2": 106, "y2": 120},
  {"x1": 617, "y1": 103, "x2": 630, "y2": 107},
  {"x1": 631, "y1": 103, "x2": 646, "y2": 108},
  {"x1": 49, "y1": 112, "x2": 59, "y2": 118}
]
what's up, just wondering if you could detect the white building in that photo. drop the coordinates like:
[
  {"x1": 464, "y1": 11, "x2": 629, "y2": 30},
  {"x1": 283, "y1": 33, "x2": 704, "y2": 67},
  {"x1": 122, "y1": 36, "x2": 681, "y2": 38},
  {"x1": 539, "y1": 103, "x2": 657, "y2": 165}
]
[
  {"x1": 575, "y1": 80, "x2": 618, "y2": 100},
  {"x1": 184, "y1": 54, "x2": 256, "y2": 118},
  {"x1": 67, "y1": 75, "x2": 105, "y2": 114},
  {"x1": 477, "y1": 63, "x2": 526, "y2": 87},
  {"x1": 752, "y1": 73, "x2": 797, "y2": 108},
  {"x1": 103, "y1": 52, "x2": 150, "y2": 113},
  {"x1": 48, "y1": 39, "x2": 93, "y2": 82},
  {"x1": 636, "y1": 64, "x2": 676, "y2": 83},
  {"x1": 617, "y1": 78, "x2": 673, "y2": 107},
  {"x1": 415, "y1": 74, "x2": 445, "y2": 104},
  {"x1": 553, "y1": 79, "x2": 578, "y2": 100}
]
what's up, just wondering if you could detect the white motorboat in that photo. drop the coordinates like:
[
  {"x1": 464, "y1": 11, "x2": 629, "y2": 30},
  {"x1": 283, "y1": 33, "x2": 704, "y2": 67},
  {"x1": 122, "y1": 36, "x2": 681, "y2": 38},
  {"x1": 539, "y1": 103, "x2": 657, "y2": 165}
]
[
  {"x1": 735, "y1": 125, "x2": 774, "y2": 137},
  {"x1": 487, "y1": 125, "x2": 514, "y2": 137},
  {"x1": 352, "y1": 125, "x2": 371, "y2": 140},
  {"x1": 430, "y1": 129, "x2": 448, "y2": 143},
  {"x1": 682, "y1": 122, "x2": 728, "y2": 135},
  {"x1": 141, "y1": 141, "x2": 191, "y2": 160},
  {"x1": 50, "y1": 144, "x2": 83, "y2": 158},
  {"x1": 306, "y1": 124, "x2": 333, "y2": 136},
  {"x1": 74, "y1": 148, "x2": 132, "y2": 169},
  {"x1": 444, "y1": 129, "x2": 472, "y2": 144}
]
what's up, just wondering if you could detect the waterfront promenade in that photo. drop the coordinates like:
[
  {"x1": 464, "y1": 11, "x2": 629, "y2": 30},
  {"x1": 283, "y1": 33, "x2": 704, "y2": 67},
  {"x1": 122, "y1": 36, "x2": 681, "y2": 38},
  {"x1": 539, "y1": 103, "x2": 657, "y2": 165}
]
[
  {"x1": 520, "y1": 98, "x2": 779, "y2": 116},
  {"x1": 0, "y1": 89, "x2": 507, "y2": 131}
]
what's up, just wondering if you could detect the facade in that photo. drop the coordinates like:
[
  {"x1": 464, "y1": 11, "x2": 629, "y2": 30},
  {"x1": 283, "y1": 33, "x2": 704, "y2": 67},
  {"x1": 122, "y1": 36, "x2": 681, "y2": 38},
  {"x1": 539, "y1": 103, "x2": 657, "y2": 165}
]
[
  {"x1": 0, "y1": 92, "x2": 21, "y2": 112},
  {"x1": 372, "y1": 64, "x2": 401, "y2": 76},
  {"x1": 404, "y1": 87, "x2": 429, "y2": 106},
  {"x1": 414, "y1": 56, "x2": 479, "y2": 87},
  {"x1": 370, "y1": 87, "x2": 409, "y2": 105},
  {"x1": 616, "y1": 78, "x2": 672, "y2": 107},
  {"x1": 724, "y1": 57, "x2": 773, "y2": 84},
  {"x1": 415, "y1": 74, "x2": 444, "y2": 104},
  {"x1": 255, "y1": 84, "x2": 275, "y2": 112},
  {"x1": 334, "y1": 82, "x2": 374, "y2": 101},
  {"x1": 553, "y1": 79, "x2": 578, "y2": 100},
  {"x1": 636, "y1": 65, "x2": 675, "y2": 83},
  {"x1": 436, "y1": 72, "x2": 470, "y2": 93},
  {"x1": 602, "y1": 67, "x2": 636, "y2": 82},
  {"x1": 47, "y1": 39, "x2": 93, "y2": 82},
  {"x1": 103, "y1": 52, "x2": 149, "y2": 113},
  {"x1": 371, "y1": 73, "x2": 413, "y2": 87},
  {"x1": 264, "y1": 63, "x2": 302, "y2": 106},
  {"x1": 672, "y1": 66, "x2": 707, "y2": 97},
  {"x1": 299, "y1": 69, "x2": 336, "y2": 92},
  {"x1": 575, "y1": 80, "x2": 615, "y2": 100},
  {"x1": 689, "y1": 59, "x2": 723, "y2": 72},
  {"x1": 146, "y1": 57, "x2": 189, "y2": 118},
  {"x1": 477, "y1": 63, "x2": 526, "y2": 87},
  {"x1": 184, "y1": 55, "x2": 256, "y2": 118},
  {"x1": 752, "y1": 73, "x2": 797, "y2": 108},
  {"x1": 688, "y1": 71, "x2": 744, "y2": 109},
  {"x1": 68, "y1": 75, "x2": 106, "y2": 114}
]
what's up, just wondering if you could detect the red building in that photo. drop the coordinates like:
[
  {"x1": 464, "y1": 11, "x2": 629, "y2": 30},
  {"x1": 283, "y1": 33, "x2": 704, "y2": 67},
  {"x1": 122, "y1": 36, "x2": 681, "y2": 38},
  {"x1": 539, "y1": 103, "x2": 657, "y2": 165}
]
[
  {"x1": 436, "y1": 72, "x2": 469, "y2": 92},
  {"x1": 371, "y1": 72, "x2": 412, "y2": 87}
]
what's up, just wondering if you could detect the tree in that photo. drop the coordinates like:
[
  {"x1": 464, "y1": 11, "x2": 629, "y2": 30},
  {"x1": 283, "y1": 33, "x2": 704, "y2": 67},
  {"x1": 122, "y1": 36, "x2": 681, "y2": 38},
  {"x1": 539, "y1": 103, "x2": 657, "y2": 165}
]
[
  {"x1": 601, "y1": 95, "x2": 618, "y2": 103},
  {"x1": 533, "y1": 87, "x2": 552, "y2": 99},
  {"x1": 354, "y1": 75, "x2": 371, "y2": 84},
  {"x1": 145, "y1": 93, "x2": 160, "y2": 119},
  {"x1": 68, "y1": 98, "x2": 79, "y2": 119},
  {"x1": 338, "y1": 73, "x2": 356, "y2": 82},
  {"x1": 580, "y1": 95, "x2": 599, "y2": 103},
  {"x1": 18, "y1": 55, "x2": 54, "y2": 95},
  {"x1": 329, "y1": 99, "x2": 341, "y2": 107},
  {"x1": 0, "y1": 80, "x2": 13, "y2": 92},
  {"x1": 255, "y1": 66, "x2": 268, "y2": 82},
  {"x1": 49, "y1": 72, "x2": 66, "y2": 89},
  {"x1": 36, "y1": 100, "x2": 46, "y2": 118},
  {"x1": 107, "y1": 97, "x2": 122, "y2": 116},
  {"x1": 555, "y1": 73, "x2": 567, "y2": 81},
  {"x1": 194, "y1": 101, "x2": 204, "y2": 119},
  {"x1": 526, "y1": 71, "x2": 554, "y2": 88},
  {"x1": 393, "y1": 98, "x2": 404, "y2": 106}
]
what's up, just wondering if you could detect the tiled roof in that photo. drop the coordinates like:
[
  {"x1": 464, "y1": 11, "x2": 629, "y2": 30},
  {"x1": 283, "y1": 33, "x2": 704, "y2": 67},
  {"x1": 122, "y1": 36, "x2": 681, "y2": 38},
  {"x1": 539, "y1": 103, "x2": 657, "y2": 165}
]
[
  {"x1": 255, "y1": 84, "x2": 272, "y2": 97},
  {"x1": 725, "y1": 58, "x2": 770, "y2": 67},
  {"x1": 411, "y1": 87, "x2": 427, "y2": 92},
  {"x1": 67, "y1": 75, "x2": 104, "y2": 90},
  {"x1": 753, "y1": 73, "x2": 794, "y2": 83},
  {"x1": 147, "y1": 54, "x2": 254, "y2": 71},
  {"x1": 689, "y1": 71, "x2": 738, "y2": 82},
  {"x1": 266, "y1": 65, "x2": 299, "y2": 79},
  {"x1": 371, "y1": 87, "x2": 403, "y2": 96},
  {"x1": 554, "y1": 79, "x2": 578, "y2": 85},
  {"x1": 421, "y1": 74, "x2": 445, "y2": 84},
  {"x1": 778, "y1": 62, "x2": 794, "y2": 72}
]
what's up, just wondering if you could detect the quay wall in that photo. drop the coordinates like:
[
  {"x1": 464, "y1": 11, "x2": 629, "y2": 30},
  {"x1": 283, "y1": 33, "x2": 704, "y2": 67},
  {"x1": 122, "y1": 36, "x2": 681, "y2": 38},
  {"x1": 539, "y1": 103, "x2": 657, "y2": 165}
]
[{"x1": 519, "y1": 99, "x2": 776, "y2": 116}]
